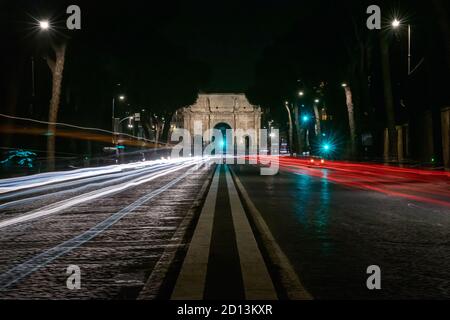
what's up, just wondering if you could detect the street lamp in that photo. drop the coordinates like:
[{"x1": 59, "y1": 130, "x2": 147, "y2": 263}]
[
  {"x1": 391, "y1": 18, "x2": 419, "y2": 75},
  {"x1": 341, "y1": 83, "x2": 348, "y2": 88},
  {"x1": 119, "y1": 116, "x2": 133, "y2": 125},
  {"x1": 298, "y1": 91, "x2": 304, "y2": 97},
  {"x1": 39, "y1": 20, "x2": 50, "y2": 30},
  {"x1": 314, "y1": 99, "x2": 320, "y2": 103},
  {"x1": 392, "y1": 19, "x2": 401, "y2": 28},
  {"x1": 112, "y1": 94, "x2": 126, "y2": 129},
  {"x1": 112, "y1": 94, "x2": 126, "y2": 150}
]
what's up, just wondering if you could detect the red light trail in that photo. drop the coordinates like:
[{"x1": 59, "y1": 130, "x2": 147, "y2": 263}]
[{"x1": 251, "y1": 156, "x2": 450, "y2": 209}]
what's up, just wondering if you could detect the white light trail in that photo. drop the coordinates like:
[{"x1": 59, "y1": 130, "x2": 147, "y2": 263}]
[
  {"x1": 0, "y1": 157, "x2": 192, "y2": 194},
  {"x1": 0, "y1": 164, "x2": 202, "y2": 289},
  {"x1": 0, "y1": 158, "x2": 206, "y2": 230}
]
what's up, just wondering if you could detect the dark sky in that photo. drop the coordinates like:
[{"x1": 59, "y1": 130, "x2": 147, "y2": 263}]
[
  {"x1": 159, "y1": 0, "x2": 304, "y2": 91},
  {"x1": 2, "y1": 0, "x2": 448, "y2": 117}
]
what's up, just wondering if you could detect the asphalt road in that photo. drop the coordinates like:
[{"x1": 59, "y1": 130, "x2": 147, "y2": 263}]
[
  {"x1": 0, "y1": 156, "x2": 449, "y2": 300},
  {"x1": 232, "y1": 160, "x2": 450, "y2": 299},
  {"x1": 0, "y1": 158, "x2": 212, "y2": 299}
]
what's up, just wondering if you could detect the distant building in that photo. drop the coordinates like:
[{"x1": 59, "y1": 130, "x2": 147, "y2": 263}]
[{"x1": 172, "y1": 93, "x2": 263, "y2": 147}]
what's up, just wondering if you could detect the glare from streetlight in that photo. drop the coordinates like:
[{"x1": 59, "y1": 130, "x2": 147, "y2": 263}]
[
  {"x1": 39, "y1": 20, "x2": 50, "y2": 30},
  {"x1": 392, "y1": 19, "x2": 401, "y2": 28},
  {"x1": 341, "y1": 83, "x2": 347, "y2": 88},
  {"x1": 119, "y1": 95, "x2": 125, "y2": 101},
  {"x1": 314, "y1": 99, "x2": 320, "y2": 103},
  {"x1": 299, "y1": 91, "x2": 304, "y2": 97}
]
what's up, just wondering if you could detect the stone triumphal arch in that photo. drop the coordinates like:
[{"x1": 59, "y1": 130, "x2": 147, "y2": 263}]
[{"x1": 176, "y1": 93, "x2": 262, "y2": 149}]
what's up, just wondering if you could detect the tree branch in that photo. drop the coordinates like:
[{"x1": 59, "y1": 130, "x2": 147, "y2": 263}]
[{"x1": 44, "y1": 56, "x2": 56, "y2": 73}]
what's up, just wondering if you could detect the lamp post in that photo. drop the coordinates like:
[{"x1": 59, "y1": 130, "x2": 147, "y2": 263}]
[
  {"x1": 392, "y1": 19, "x2": 421, "y2": 76},
  {"x1": 39, "y1": 20, "x2": 50, "y2": 30},
  {"x1": 111, "y1": 95, "x2": 126, "y2": 161},
  {"x1": 112, "y1": 95, "x2": 125, "y2": 140}
]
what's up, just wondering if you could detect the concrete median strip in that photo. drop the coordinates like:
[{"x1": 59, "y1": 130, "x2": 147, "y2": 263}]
[
  {"x1": 224, "y1": 165, "x2": 277, "y2": 300},
  {"x1": 171, "y1": 165, "x2": 221, "y2": 300},
  {"x1": 229, "y1": 166, "x2": 313, "y2": 300},
  {"x1": 172, "y1": 164, "x2": 278, "y2": 300}
]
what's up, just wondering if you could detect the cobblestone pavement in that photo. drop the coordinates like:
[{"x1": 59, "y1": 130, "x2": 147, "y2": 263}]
[{"x1": 0, "y1": 159, "x2": 213, "y2": 299}]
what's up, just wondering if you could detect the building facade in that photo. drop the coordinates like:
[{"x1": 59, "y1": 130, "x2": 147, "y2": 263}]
[{"x1": 175, "y1": 93, "x2": 262, "y2": 147}]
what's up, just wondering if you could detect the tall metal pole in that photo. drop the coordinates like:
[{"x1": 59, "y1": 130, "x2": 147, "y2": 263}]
[
  {"x1": 408, "y1": 24, "x2": 412, "y2": 75},
  {"x1": 31, "y1": 56, "x2": 35, "y2": 98},
  {"x1": 112, "y1": 97, "x2": 115, "y2": 130},
  {"x1": 30, "y1": 56, "x2": 36, "y2": 116}
]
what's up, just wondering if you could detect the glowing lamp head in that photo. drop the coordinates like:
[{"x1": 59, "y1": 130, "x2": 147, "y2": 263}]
[
  {"x1": 392, "y1": 19, "x2": 401, "y2": 28},
  {"x1": 302, "y1": 115, "x2": 310, "y2": 123},
  {"x1": 119, "y1": 95, "x2": 125, "y2": 101},
  {"x1": 323, "y1": 144, "x2": 330, "y2": 151},
  {"x1": 39, "y1": 20, "x2": 50, "y2": 30}
]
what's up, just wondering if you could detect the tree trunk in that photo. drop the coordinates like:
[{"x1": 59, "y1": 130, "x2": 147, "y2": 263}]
[
  {"x1": 154, "y1": 125, "x2": 160, "y2": 148},
  {"x1": 344, "y1": 86, "x2": 357, "y2": 158},
  {"x1": 161, "y1": 112, "x2": 174, "y2": 146},
  {"x1": 293, "y1": 105, "x2": 303, "y2": 153},
  {"x1": 313, "y1": 104, "x2": 321, "y2": 138},
  {"x1": 379, "y1": 35, "x2": 397, "y2": 160},
  {"x1": 284, "y1": 104, "x2": 294, "y2": 155},
  {"x1": 46, "y1": 43, "x2": 66, "y2": 171}
]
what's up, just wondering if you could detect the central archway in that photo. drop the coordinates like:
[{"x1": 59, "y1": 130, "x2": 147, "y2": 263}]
[{"x1": 214, "y1": 122, "x2": 232, "y2": 155}]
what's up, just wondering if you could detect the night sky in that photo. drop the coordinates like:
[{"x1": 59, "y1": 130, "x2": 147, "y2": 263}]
[{"x1": 1, "y1": 0, "x2": 449, "y2": 131}]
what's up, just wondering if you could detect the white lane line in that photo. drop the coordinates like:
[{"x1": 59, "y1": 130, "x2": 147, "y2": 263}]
[
  {"x1": 224, "y1": 165, "x2": 277, "y2": 300},
  {"x1": 0, "y1": 163, "x2": 202, "y2": 290},
  {"x1": 0, "y1": 160, "x2": 200, "y2": 230},
  {"x1": 171, "y1": 165, "x2": 221, "y2": 300},
  {"x1": 229, "y1": 166, "x2": 313, "y2": 300}
]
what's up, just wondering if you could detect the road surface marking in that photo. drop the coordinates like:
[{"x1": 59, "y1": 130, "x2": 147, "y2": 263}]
[
  {"x1": 0, "y1": 164, "x2": 202, "y2": 290},
  {"x1": 171, "y1": 165, "x2": 221, "y2": 300},
  {"x1": 229, "y1": 166, "x2": 313, "y2": 300},
  {"x1": 138, "y1": 163, "x2": 215, "y2": 299},
  {"x1": 0, "y1": 160, "x2": 200, "y2": 230},
  {"x1": 224, "y1": 165, "x2": 277, "y2": 300}
]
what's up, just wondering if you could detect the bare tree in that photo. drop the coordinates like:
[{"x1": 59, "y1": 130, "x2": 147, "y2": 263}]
[
  {"x1": 344, "y1": 85, "x2": 357, "y2": 157},
  {"x1": 313, "y1": 104, "x2": 321, "y2": 137},
  {"x1": 284, "y1": 103, "x2": 294, "y2": 155},
  {"x1": 44, "y1": 43, "x2": 67, "y2": 171}
]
